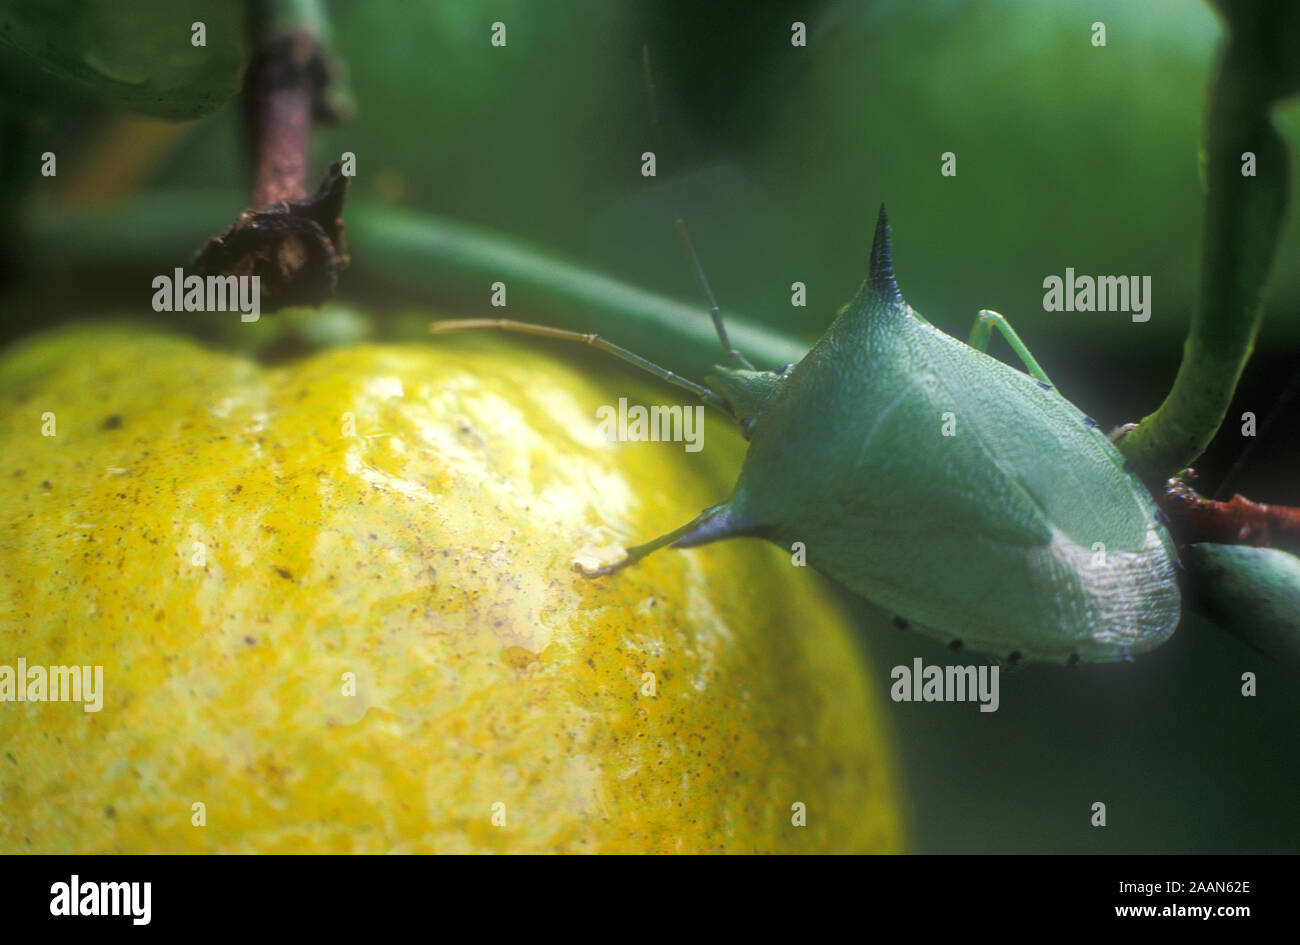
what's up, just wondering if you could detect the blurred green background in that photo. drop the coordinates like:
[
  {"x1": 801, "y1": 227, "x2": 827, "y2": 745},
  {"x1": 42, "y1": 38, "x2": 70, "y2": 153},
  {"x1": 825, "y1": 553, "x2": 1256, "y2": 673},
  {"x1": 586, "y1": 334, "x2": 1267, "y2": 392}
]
[{"x1": 2, "y1": 0, "x2": 1298, "y2": 852}]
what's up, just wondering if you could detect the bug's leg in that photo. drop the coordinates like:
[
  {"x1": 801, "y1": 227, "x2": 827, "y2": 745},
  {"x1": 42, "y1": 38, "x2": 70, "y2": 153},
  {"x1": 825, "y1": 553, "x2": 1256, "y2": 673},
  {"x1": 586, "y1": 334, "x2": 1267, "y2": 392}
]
[
  {"x1": 968, "y1": 310, "x2": 1054, "y2": 387},
  {"x1": 431, "y1": 318, "x2": 732, "y2": 414},
  {"x1": 577, "y1": 503, "x2": 738, "y2": 578}
]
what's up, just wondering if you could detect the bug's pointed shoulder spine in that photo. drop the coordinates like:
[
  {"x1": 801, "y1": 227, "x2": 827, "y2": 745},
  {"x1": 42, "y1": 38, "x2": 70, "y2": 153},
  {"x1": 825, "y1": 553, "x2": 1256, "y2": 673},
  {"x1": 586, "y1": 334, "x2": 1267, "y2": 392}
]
[
  {"x1": 841, "y1": 203, "x2": 909, "y2": 324},
  {"x1": 868, "y1": 204, "x2": 904, "y2": 307}
]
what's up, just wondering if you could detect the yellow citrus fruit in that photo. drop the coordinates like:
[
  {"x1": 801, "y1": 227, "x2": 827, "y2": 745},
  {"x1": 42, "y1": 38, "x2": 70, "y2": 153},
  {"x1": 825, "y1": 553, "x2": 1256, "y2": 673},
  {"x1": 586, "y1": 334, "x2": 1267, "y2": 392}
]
[{"x1": 0, "y1": 323, "x2": 902, "y2": 853}]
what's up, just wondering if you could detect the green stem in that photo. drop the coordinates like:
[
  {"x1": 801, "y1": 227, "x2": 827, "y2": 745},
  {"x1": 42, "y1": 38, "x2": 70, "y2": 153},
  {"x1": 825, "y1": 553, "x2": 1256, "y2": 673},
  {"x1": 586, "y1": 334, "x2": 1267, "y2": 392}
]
[
  {"x1": 1118, "y1": 19, "x2": 1291, "y2": 483},
  {"x1": 348, "y1": 207, "x2": 807, "y2": 371},
  {"x1": 18, "y1": 193, "x2": 808, "y2": 374}
]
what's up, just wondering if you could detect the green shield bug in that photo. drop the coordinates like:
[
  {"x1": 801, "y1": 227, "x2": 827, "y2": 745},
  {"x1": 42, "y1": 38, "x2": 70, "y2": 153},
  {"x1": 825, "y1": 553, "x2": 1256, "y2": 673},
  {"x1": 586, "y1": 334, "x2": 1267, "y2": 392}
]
[{"x1": 432, "y1": 207, "x2": 1182, "y2": 666}]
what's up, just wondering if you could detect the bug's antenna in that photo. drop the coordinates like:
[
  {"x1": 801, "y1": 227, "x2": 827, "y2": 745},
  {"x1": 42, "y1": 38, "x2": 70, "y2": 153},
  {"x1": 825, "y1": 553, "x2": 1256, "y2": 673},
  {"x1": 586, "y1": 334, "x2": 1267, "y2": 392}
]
[
  {"x1": 430, "y1": 318, "x2": 732, "y2": 414},
  {"x1": 641, "y1": 45, "x2": 755, "y2": 371}
]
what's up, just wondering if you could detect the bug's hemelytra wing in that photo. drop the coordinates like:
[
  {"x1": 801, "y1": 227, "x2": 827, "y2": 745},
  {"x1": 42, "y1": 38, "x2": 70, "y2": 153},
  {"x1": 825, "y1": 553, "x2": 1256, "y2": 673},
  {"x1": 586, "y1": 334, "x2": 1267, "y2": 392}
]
[{"x1": 725, "y1": 207, "x2": 1179, "y2": 662}]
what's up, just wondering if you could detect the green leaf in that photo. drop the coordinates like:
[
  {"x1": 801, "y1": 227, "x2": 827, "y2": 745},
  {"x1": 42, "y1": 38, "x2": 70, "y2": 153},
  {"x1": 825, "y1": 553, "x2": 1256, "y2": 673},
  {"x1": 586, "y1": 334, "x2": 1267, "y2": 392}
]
[
  {"x1": 1184, "y1": 543, "x2": 1300, "y2": 661},
  {"x1": 0, "y1": 0, "x2": 248, "y2": 120}
]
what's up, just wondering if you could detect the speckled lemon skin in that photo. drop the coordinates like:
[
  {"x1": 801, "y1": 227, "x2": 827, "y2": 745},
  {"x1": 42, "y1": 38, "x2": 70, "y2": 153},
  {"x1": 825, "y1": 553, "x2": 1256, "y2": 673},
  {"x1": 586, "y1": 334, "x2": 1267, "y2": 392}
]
[{"x1": 0, "y1": 323, "x2": 902, "y2": 853}]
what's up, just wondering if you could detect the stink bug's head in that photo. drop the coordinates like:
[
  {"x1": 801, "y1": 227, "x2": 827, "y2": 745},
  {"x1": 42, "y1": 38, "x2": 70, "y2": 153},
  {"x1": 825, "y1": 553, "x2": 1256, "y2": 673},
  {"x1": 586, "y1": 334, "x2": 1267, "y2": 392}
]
[{"x1": 704, "y1": 366, "x2": 786, "y2": 439}]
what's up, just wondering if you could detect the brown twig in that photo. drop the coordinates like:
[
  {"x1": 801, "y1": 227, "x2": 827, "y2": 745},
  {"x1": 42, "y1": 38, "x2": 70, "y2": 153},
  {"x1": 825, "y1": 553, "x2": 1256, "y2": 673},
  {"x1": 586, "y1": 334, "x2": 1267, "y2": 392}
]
[
  {"x1": 247, "y1": 32, "x2": 318, "y2": 207},
  {"x1": 192, "y1": 7, "x2": 348, "y2": 312},
  {"x1": 1156, "y1": 477, "x2": 1300, "y2": 556}
]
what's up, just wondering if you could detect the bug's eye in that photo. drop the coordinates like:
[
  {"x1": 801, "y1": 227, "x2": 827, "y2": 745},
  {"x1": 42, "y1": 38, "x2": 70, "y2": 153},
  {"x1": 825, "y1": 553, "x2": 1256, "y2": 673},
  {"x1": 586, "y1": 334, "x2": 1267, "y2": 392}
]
[
  {"x1": 777, "y1": 363, "x2": 793, "y2": 376},
  {"x1": 741, "y1": 417, "x2": 757, "y2": 438}
]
